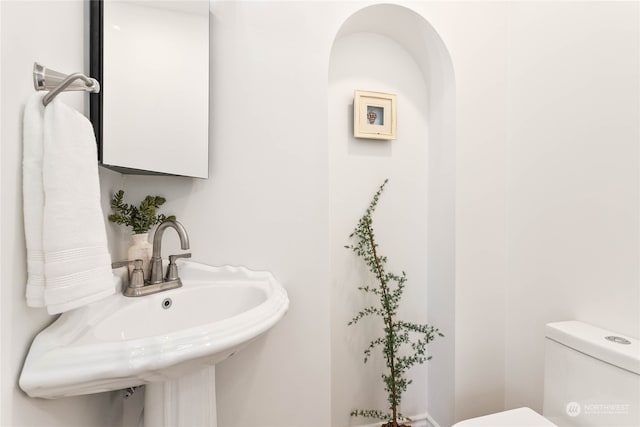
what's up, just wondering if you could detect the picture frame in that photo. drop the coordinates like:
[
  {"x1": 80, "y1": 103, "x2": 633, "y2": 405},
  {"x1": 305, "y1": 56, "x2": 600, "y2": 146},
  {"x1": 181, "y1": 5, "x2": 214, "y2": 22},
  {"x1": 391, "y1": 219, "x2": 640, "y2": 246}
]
[{"x1": 353, "y1": 90, "x2": 397, "y2": 140}]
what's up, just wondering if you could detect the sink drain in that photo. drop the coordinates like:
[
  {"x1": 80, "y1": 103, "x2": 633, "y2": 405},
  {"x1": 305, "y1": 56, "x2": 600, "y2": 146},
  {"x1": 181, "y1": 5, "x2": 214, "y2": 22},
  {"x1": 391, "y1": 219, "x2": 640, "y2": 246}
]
[{"x1": 162, "y1": 298, "x2": 172, "y2": 309}]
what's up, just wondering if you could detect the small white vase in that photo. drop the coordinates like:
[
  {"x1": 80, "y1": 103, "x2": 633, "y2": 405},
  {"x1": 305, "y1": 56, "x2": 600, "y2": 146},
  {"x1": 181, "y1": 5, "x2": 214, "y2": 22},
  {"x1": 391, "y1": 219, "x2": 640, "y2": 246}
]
[{"x1": 128, "y1": 233, "x2": 153, "y2": 280}]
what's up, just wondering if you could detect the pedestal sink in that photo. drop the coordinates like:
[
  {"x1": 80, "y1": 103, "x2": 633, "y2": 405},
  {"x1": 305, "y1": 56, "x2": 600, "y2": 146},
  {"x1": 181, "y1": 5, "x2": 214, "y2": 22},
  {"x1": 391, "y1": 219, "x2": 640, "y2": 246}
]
[{"x1": 19, "y1": 261, "x2": 289, "y2": 426}]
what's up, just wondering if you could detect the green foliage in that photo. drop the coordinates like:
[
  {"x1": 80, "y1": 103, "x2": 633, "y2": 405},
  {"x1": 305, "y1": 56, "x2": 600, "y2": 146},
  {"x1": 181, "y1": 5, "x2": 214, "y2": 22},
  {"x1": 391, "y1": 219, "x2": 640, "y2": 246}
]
[
  {"x1": 346, "y1": 179, "x2": 444, "y2": 427},
  {"x1": 108, "y1": 190, "x2": 176, "y2": 234}
]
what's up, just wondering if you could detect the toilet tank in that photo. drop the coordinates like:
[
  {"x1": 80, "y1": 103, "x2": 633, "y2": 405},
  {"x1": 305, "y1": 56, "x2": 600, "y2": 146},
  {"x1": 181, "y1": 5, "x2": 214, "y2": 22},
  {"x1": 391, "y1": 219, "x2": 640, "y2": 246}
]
[{"x1": 543, "y1": 321, "x2": 640, "y2": 427}]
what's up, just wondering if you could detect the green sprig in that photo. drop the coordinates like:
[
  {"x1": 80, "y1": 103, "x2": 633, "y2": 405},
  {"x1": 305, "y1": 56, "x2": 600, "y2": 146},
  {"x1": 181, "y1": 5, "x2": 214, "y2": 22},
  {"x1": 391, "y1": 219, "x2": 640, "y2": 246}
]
[{"x1": 108, "y1": 190, "x2": 176, "y2": 234}]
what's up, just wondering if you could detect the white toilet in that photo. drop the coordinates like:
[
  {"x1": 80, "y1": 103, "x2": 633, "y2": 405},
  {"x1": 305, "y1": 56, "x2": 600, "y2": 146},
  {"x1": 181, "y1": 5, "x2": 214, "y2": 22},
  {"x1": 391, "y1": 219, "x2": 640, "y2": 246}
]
[{"x1": 453, "y1": 320, "x2": 640, "y2": 427}]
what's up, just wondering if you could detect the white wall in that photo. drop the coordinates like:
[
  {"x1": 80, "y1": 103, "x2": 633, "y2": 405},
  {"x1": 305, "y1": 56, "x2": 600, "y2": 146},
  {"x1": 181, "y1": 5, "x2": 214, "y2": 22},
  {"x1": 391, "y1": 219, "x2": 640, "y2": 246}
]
[
  {"x1": 1, "y1": 1, "x2": 638, "y2": 427},
  {"x1": 1, "y1": 1, "x2": 4, "y2": 422},
  {"x1": 443, "y1": 2, "x2": 511, "y2": 422},
  {"x1": 123, "y1": 2, "x2": 337, "y2": 426},
  {"x1": 329, "y1": 30, "x2": 431, "y2": 426},
  {"x1": 0, "y1": 1, "x2": 125, "y2": 426},
  {"x1": 503, "y1": 1, "x2": 640, "y2": 412},
  {"x1": 328, "y1": 4, "x2": 458, "y2": 426}
]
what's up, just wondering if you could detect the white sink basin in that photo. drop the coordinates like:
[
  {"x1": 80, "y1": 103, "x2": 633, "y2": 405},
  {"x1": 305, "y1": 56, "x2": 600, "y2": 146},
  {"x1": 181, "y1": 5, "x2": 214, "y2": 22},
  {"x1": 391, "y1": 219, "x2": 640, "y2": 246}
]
[{"x1": 19, "y1": 261, "x2": 289, "y2": 399}]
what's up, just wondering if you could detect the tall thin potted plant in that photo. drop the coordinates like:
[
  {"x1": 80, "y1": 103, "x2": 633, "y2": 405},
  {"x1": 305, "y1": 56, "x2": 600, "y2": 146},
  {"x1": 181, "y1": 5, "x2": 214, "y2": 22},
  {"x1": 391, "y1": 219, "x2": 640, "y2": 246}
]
[{"x1": 346, "y1": 179, "x2": 443, "y2": 427}]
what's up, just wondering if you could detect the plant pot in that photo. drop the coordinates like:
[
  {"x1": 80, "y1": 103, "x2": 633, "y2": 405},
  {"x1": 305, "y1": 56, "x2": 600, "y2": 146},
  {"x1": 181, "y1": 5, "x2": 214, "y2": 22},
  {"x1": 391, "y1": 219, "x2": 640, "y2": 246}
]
[
  {"x1": 381, "y1": 421, "x2": 411, "y2": 427},
  {"x1": 128, "y1": 233, "x2": 153, "y2": 280}
]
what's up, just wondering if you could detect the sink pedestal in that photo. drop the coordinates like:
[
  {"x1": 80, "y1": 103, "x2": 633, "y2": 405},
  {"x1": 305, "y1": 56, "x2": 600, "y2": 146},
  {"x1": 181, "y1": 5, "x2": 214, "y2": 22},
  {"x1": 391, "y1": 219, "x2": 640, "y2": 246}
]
[{"x1": 145, "y1": 366, "x2": 217, "y2": 427}]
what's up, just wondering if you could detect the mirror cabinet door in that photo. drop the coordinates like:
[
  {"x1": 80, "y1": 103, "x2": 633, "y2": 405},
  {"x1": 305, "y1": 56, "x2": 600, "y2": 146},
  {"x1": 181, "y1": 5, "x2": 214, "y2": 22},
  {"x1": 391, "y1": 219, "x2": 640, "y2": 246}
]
[{"x1": 90, "y1": 0, "x2": 209, "y2": 178}]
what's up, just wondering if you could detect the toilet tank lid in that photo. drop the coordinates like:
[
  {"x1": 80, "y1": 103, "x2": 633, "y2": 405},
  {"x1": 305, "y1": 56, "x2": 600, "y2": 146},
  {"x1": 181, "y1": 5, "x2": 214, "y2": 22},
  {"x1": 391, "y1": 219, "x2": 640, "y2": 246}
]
[{"x1": 545, "y1": 321, "x2": 640, "y2": 374}]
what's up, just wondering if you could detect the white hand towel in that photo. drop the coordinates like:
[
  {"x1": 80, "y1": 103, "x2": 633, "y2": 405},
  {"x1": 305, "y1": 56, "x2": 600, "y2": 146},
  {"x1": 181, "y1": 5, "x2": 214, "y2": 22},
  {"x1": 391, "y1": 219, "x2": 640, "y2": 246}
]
[
  {"x1": 40, "y1": 98, "x2": 114, "y2": 314},
  {"x1": 23, "y1": 93, "x2": 46, "y2": 307}
]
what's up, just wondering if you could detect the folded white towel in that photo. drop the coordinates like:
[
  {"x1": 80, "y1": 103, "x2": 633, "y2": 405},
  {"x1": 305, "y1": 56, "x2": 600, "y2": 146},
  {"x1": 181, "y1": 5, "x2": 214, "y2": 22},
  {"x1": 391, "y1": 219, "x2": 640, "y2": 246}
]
[
  {"x1": 22, "y1": 94, "x2": 115, "y2": 314},
  {"x1": 23, "y1": 93, "x2": 46, "y2": 307}
]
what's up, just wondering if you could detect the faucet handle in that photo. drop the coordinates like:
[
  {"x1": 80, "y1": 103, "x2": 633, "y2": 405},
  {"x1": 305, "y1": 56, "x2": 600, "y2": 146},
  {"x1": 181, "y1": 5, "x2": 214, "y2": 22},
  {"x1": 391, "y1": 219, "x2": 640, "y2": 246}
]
[
  {"x1": 111, "y1": 259, "x2": 145, "y2": 295},
  {"x1": 165, "y1": 253, "x2": 191, "y2": 281},
  {"x1": 168, "y1": 253, "x2": 191, "y2": 263},
  {"x1": 111, "y1": 259, "x2": 143, "y2": 270}
]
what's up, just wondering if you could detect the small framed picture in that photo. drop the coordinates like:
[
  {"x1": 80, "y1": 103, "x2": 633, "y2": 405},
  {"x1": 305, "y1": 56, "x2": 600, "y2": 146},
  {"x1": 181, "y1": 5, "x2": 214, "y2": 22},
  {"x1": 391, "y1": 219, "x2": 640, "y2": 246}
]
[{"x1": 353, "y1": 90, "x2": 397, "y2": 140}]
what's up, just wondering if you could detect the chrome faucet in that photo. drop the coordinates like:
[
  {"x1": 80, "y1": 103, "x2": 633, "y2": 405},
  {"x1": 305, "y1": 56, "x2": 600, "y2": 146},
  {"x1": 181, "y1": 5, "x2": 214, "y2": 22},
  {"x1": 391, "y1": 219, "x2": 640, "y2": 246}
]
[
  {"x1": 146, "y1": 220, "x2": 191, "y2": 289},
  {"x1": 113, "y1": 220, "x2": 191, "y2": 297},
  {"x1": 149, "y1": 220, "x2": 190, "y2": 284}
]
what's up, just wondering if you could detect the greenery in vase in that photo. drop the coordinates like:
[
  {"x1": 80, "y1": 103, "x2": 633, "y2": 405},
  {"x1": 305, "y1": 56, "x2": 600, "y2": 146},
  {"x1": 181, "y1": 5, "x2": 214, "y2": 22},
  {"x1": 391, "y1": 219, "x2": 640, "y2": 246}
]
[
  {"x1": 108, "y1": 190, "x2": 176, "y2": 234},
  {"x1": 346, "y1": 179, "x2": 444, "y2": 427}
]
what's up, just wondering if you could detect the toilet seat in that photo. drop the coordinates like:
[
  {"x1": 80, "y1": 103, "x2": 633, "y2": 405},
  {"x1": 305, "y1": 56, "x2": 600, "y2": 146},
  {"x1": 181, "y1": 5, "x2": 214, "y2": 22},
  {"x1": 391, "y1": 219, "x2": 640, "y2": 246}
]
[{"x1": 452, "y1": 407, "x2": 557, "y2": 426}]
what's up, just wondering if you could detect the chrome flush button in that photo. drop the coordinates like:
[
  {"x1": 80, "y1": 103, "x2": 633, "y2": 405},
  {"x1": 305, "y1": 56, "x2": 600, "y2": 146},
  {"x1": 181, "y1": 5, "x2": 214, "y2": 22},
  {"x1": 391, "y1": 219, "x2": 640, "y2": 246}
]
[{"x1": 605, "y1": 335, "x2": 631, "y2": 345}]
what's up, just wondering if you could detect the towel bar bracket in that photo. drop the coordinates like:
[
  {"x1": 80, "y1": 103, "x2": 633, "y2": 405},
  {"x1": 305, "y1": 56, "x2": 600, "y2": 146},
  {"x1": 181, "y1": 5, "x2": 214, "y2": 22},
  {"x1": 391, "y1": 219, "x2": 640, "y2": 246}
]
[{"x1": 33, "y1": 62, "x2": 100, "y2": 106}]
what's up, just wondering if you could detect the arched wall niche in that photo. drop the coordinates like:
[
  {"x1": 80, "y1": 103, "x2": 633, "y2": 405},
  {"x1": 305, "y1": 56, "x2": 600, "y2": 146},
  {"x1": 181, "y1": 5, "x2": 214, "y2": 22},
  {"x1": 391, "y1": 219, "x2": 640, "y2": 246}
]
[{"x1": 328, "y1": 4, "x2": 456, "y2": 427}]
